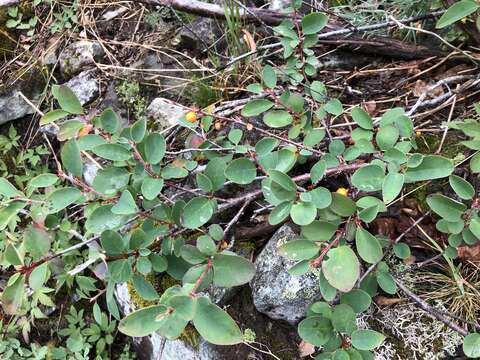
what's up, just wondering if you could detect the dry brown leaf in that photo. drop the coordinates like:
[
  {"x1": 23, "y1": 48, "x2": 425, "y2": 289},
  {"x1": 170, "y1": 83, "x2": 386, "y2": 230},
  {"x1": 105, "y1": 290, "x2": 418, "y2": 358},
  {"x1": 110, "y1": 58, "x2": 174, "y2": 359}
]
[
  {"x1": 242, "y1": 29, "x2": 256, "y2": 51},
  {"x1": 374, "y1": 296, "x2": 403, "y2": 306},
  {"x1": 298, "y1": 341, "x2": 315, "y2": 357},
  {"x1": 457, "y1": 244, "x2": 480, "y2": 262}
]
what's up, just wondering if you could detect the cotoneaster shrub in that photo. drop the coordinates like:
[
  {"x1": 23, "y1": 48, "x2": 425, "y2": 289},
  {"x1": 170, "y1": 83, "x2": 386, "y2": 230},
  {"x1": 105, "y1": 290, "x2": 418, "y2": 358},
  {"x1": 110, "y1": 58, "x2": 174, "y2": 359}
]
[{"x1": 1, "y1": 3, "x2": 480, "y2": 359}]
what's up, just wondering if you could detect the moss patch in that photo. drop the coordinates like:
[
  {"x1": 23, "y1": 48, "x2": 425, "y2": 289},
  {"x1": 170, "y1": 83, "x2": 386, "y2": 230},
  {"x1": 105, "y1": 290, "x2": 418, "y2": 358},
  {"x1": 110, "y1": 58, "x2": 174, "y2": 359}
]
[{"x1": 127, "y1": 273, "x2": 201, "y2": 349}]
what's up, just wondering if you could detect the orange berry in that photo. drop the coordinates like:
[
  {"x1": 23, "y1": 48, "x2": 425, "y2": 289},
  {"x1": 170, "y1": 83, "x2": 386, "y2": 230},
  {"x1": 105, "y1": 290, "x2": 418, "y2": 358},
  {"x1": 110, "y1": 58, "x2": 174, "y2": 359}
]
[
  {"x1": 214, "y1": 122, "x2": 222, "y2": 130},
  {"x1": 185, "y1": 111, "x2": 197, "y2": 123},
  {"x1": 336, "y1": 187, "x2": 349, "y2": 197},
  {"x1": 415, "y1": 131, "x2": 422, "y2": 137}
]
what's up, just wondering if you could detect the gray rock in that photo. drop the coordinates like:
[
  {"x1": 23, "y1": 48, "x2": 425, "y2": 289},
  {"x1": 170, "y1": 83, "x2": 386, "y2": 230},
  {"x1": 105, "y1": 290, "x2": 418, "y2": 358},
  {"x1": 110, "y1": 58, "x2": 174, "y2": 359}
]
[
  {"x1": 0, "y1": 89, "x2": 39, "y2": 125},
  {"x1": 66, "y1": 70, "x2": 99, "y2": 106},
  {"x1": 268, "y1": 0, "x2": 293, "y2": 11},
  {"x1": 83, "y1": 161, "x2": 99, "y2": 186},
  {"x1": 115, "y1": 283, "x2": 221, "y2": 360},
  {"x1": 147, "y1": 98, "x2": 185, "y2": 129},
  {"x1": 250, "y1": 224, "x2": 321, "y2": 324},
  {"x1": 58, "y1": 40, "x2": 104, "y2": 78},
  {"x1": 177, "y1": 18, "x2": 222, "y2": 53}
]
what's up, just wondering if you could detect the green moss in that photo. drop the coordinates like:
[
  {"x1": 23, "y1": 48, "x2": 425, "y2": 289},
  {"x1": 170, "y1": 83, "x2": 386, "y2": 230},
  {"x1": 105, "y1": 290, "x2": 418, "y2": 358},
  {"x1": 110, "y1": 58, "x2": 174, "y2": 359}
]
[
  {"x1": 127, "y1": 273, "x2": 201, "y2": 349},
  {"x1": 416, "y1": 133, "x2": 463, "y2": 159},
  {"x1": 116, "y1": 80, "x2": 147, "y2": 123},
  {"x1": 185, "y1": 78, "x2": 221, "y2": 108}
]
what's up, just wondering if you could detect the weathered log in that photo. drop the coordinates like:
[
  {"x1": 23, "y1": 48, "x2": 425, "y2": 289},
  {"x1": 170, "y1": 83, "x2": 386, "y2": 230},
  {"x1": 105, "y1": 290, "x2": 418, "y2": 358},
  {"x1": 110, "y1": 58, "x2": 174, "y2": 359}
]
[
  {"x1": 144, "y1": 0, "x2": 443, "y2": 60},
  {"x1": 141, "y1": 0, "x2": 291, "y2": 25}
]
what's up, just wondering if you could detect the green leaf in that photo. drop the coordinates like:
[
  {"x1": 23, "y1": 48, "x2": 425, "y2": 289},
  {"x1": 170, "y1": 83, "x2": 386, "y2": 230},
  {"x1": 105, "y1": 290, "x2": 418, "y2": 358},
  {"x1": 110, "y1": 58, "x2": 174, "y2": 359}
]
[
  {"x1": 290, "y1": 201, "x2": 317, "y2": 226},
  {"x1": 241, "y1": 100, "x2": 274, "y2": 117},
  {"x1": 61, "y1": 139, "x2": 83, "y2": 177},
  {"x1": 304, "y1": 129, "x2": 326, "y2": 147},
  {"x1": 0, "y1": 177, "x2": 23, "y2": 198},
  {"x1": 246, "y1": 83, "x2": 263, "y2": 94},
  {"x1": 112, "y1": 190, "x2": 138, "y2": 215},
  {"x1": 92, "y1": 167, "x2": 130, "y2": 195},
  {"x1": 182, "y1": 197, "x2": 215, "y2": 229},
  {"x1": 209, "y1": 224, "x2": 224, "y2": 241},
  {"x1": 29, "y1": 262, "x2": 48, "y2": 291},
  {"x1": 262, "y1": 65, "x2": 277, "y2": 88},
  {"x1": 376, "y1": 124, "x2": 399, "y2": 150},
  {"x1": 268, "y1": 201, "x2": 292, "y2": 225},
  {"x1": 51, "y1": 85, "x2": 83, "y2": 114},
  {"x1": 132, "y1": 273, "x2": 159, "y2": 301},
  {"x1": 212, "y1": 253, "x2": 255, "y2": 287},
  {"x1": 197, "y1": 235, "x2": 216, "y2": 256},
  {"x1": 263, "y1": 110, "x2": 293, "y2": 128},
  {"x1": 101, "y1": 230, "x2": 127, "y2": 256},
  {"x1": 323, "y1": 99, "x2": 343, "y2": 116},
  {"x1": 141, "y1": 177, "x2": 164, "y2": 200},
  {"x1": 144, "y1": 133, "x2": 166, "y2": 165},
  {"x1": 225, "y1": 158, "x2": 256, "y2": 184},
  {"x1": 4, "y1": 244, "x2": 23, "y2": 266},
  {"x1": 355, "y1": 228, "x2": 382, "y2": 264},
  {"x1": 192, "y1": 296, "x2": 243, "y2": 345},
  {"x1": 24, "y1": 226, "x2": 51, "y2": 259},
  {"x1": 297, "y1": 316, "x2": 332, "y2": 346},
  {"x1": 351, "y1": 107, "x2": 373, "y2": 130},
  {"x1": 310, "y1": 187, "x2": 332, "y2": 209},
  {"x1": 449, "y1": 175, "x2": 474, "y2": 200},
  {"x1": 97, "y1": 108, "x2": 121, "y2": 134},
  {"x1": 85, "y1": 205, "x2": 128, "y2": 234},
  {"x1": 204, "y1": 158, "x2": 227, "y2": 191},
  {"x1": 426, "y1": 194, "x2": 467, "y2": 222},
  {"x1": 196, "y1": 173, "x2": 213, "y2": 192},
  {"x1": 358, "y1": 205, "x2": 379, "y2": 224},
  {"x1": 1, "y1": 274, "x2": 24, "y2": 315},
  {"x1": 93, "y1": 144, "x2": 131, "y2": 161},
  {"x1": 168, "y1": 295, "x2": 197, "y2": 321},
  {"x1": 382, "y1": 173, "x2": 404, "y2": 204},
  {"x1": 269, "y1": 169, "x2": 296, "y2": 192},
  {"x1": 29, "y1": 174, "x2": 58, "y2": 188},
  {"x1": 393, "y1": 243, "x2": 411, "y2": 259},
  {"x1": 469, "y1": 218, "x2": 480, "y2": 240},
  {"x1": 48, "y1": 187, "x2": 82, "y2": 214},
  {"x1": 322, "y1": 246, "x2": 360, "y2": 292},
  {"x1": 436, "y1": 0, "x2": 479, "y2": 28},
  {"x1": 376, "y1": 271, "x2": 397, "y2": 294},
  {"x1": 331, "y1": 304, "x2": 357, "y2": 334},
  {"x1": 404, "y1": 155, "x2": 453, "y2": 183},
  {"x1": 470, "y1": 153, "x2": 480, "y2": 173},
  {"x1": 351, "y1": 330, "x2": 385, "y2": 350},
  {"x1": 302, "y1": 220, "x2": 338, "y2": 241},
  {"x1": 228, "y1": 128, "x2": 243, "y2": 144},
  {"x1": 130, "y1": 119, "x2": 147, "y2": 143},
  {"x1": 255, "y1": 138, "x2": 279, "y2": 156},
  {"x1": 330, "y1": 193, "x2": 357, "y2": 217},
  {"x1": 311, "y1": 160, "x2": 327, "y2": 183},
  {"x1": 0, "y1": 202, "x2": 25, "y2": 230},
  {"x1": 119, "y1": 305, "x2": 168, "y2": 337},
  {"x1": 40, "y1": 109, "x2": 69, "y2": 125},
  {"x1": 463, "y1": 333, "x2": 480, "y2": 358},
  {"x1": 57, "y1": 120, "x2": 84, "y2": 141},
  {"x1": 351, "y1": 165, "x2": 384, "y2": 192},
  {"x1": 277, "y1": 240, "x2": 319, "y2": 261},
  {"x1": 301, "y1": 12, "x2": 329, "y2": 35},
  {"x1": 319, "y1": 270, "x2": 337, "y2": 301},
  {"x1": 310, "y1": 81, "x2": 327, "y2": 102},
  {"x1": 340, "y1": 289, "x2": 371, "y2": 313}
]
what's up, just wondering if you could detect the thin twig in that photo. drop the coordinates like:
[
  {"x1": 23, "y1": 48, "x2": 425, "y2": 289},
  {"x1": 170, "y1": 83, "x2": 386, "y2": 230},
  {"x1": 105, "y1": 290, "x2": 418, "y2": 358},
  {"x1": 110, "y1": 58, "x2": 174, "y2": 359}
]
[
  {"x1": 357, "y1": 212, "x2": 430, "y2": 285},
  {"x1": 393, "y1": 277, "x2": 468, "y2": 336}
]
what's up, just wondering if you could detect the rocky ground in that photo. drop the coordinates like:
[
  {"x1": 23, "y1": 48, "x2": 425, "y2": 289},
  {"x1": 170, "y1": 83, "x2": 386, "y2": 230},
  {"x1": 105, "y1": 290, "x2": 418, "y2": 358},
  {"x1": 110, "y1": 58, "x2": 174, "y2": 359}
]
[{"x1": 1, "y1": 1, "x2": 480, "y2": 359}]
